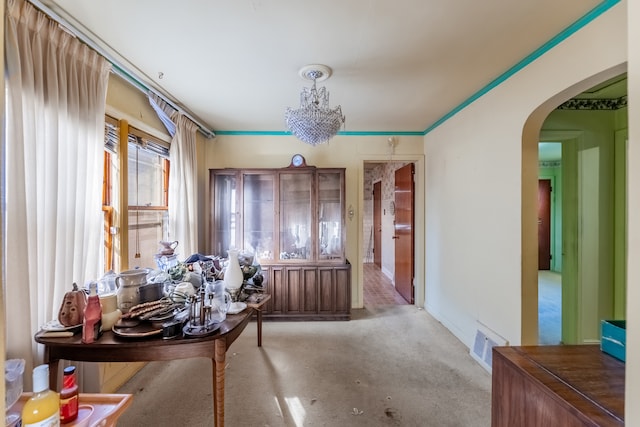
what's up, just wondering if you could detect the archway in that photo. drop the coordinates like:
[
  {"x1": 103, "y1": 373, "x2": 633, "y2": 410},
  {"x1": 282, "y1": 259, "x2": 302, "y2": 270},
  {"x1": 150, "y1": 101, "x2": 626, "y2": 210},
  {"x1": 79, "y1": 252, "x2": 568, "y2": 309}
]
[{"x1": 521, "y1": 64, "x2": 627, "y2": 345}]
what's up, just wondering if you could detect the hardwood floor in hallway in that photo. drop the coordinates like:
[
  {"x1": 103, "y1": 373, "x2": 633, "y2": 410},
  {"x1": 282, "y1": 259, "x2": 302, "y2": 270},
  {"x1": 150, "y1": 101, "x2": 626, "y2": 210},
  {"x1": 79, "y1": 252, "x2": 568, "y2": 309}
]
[{"x1": 363, "y1": 263, "x2": 409, "y2": 306}]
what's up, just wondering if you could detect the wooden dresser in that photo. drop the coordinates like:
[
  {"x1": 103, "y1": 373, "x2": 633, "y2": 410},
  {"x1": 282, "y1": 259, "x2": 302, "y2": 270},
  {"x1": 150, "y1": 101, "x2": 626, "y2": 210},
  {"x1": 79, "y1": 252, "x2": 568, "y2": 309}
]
[{"x1": 492, "y1": 345, "x2": 625, "y2": 427}]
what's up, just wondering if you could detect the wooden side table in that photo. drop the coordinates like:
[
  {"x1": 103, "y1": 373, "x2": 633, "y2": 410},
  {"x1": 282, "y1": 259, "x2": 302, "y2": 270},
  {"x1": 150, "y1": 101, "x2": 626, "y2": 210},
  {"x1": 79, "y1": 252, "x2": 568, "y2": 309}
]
[
  {"x1": 246, "y1": 293, "x2": 271, "y2": 347},
  {"x1": 9, "y1": 393, "x2": 132, "y2": 427},
  {"x1": 34, "y1": 297, "x2": 269, "y2": 427}
]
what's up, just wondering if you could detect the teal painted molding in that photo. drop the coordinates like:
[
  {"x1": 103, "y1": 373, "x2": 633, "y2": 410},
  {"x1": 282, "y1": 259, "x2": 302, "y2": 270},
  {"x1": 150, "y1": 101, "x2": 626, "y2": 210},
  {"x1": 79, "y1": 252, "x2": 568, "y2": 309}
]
[
  {"x1": 339, "y1": 131, "x2": 424, "y2": 136},
  {"x1": 423, "y1": 0, "x2": 620, "y2": 135},
  {"x1": 215, "y1": 130, "x2": 290, "y2": 136},
  {"x1": 206, "y1": 0, "x2": 620, "y2": 138},
  {"x1": 215, "y1": 130, "x2": 424, "y2": 136}
]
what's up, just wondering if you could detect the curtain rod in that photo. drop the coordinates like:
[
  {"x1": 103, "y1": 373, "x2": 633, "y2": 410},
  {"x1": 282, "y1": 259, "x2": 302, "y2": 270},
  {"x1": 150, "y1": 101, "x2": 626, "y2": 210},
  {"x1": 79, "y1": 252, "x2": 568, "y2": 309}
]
[{"x1": 28, "y1": 0, "x2": 216, "y2": 139}]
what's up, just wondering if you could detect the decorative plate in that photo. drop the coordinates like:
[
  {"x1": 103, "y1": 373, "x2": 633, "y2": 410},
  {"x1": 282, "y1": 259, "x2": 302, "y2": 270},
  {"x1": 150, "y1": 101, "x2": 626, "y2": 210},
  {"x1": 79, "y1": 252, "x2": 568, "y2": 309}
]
[{"x1": 41, "y1": 320, "x2": 82, "y2": 332}]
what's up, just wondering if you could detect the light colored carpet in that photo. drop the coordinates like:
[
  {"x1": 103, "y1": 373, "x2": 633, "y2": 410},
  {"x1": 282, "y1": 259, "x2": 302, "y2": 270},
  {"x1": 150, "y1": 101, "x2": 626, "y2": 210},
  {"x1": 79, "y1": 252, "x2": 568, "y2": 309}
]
[
  {"x1": 117, "y1": 305, "x2": 491, "y2": 426},
  {"x1": 538, "y1": 270, "x2": 562, "y2": 345}
]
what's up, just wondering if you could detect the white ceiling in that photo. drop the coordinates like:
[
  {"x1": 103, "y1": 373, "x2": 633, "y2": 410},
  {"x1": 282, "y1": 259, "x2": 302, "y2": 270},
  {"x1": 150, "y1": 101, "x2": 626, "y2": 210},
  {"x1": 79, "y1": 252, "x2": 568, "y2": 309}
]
[{"x1": 36, "y1": 0, "x2": 608, "y2": 136}]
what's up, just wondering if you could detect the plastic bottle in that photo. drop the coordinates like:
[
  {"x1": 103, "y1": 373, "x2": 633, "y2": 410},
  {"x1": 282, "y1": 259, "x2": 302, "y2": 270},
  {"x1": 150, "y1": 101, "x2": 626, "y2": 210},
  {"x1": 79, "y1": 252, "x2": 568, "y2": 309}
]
[
  {"x1": 21, "y1": 364, "x2": 61, "y2": 426},
  {"x1": 82, "y1": 281, "x2": 103, "y2": 343},
  {"x1": 59, "y1": 366, "x2": 79, "y2": 423}
]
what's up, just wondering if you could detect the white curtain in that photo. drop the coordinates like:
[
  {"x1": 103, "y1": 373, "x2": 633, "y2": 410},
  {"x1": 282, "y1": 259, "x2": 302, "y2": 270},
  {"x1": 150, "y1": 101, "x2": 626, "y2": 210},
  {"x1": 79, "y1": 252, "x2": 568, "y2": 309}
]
[
  {"x1": 168, "y1": 113, "x2": 199, "y2": 257},
  {"x1": 4, "y1": 0, "x2": 111, "y2": 387},
  {"x1": 148, "y1": 93, "x2": 199, "y2": 257}
]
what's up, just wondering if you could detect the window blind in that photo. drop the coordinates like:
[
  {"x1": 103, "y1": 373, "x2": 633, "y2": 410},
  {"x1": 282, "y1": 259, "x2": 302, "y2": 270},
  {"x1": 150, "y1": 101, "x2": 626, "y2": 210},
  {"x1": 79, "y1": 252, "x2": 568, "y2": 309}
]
[{"x1": 104, "y1": 116, "x2": 170, "y2": 158}]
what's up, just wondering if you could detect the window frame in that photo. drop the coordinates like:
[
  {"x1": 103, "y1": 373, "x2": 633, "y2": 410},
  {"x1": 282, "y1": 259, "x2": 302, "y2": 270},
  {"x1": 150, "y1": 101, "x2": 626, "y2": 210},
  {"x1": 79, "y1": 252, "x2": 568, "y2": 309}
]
[{"x1": 103, "y1": 115, "x2": 171, "y2": 273}]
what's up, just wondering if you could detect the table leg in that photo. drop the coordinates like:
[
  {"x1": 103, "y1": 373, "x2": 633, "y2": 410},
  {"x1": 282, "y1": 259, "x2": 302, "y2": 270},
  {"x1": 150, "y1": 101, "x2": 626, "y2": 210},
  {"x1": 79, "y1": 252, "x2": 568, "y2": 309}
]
[
  {"x1": 44, "y1": 347, "x2": 59, "y2": 391},
  {"x1": 213, "y1": 339, "x2": 227, "y2": 427},
  {"x1": 256, "y1": 308, "x2": 263, "y2": 347}
]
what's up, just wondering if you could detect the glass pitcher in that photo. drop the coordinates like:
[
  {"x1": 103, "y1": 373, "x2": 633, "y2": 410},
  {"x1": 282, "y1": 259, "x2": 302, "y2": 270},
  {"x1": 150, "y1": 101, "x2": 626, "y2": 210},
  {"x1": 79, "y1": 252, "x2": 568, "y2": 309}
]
[
  {"x1": 205, "y1": 280, "x2": 231, "y2": 323},
  {"x1": 115, "y1": 269, "x2": 148, "y2": 314}
]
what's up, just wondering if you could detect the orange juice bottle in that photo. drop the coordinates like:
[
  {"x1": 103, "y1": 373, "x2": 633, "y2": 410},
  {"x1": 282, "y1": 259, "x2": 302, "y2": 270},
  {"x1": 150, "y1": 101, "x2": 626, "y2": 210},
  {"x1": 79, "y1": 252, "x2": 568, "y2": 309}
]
[{"x1": 22, "y1": 364, "x2": 60, "y2": 426}]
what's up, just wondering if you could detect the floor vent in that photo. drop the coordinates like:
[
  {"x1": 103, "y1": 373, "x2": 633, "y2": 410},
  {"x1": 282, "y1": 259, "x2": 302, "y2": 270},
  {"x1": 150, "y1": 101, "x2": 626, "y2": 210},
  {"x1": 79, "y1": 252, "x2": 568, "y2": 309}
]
[{"x1": 470, "y1": 323, "x2": 508, "y2": 373}]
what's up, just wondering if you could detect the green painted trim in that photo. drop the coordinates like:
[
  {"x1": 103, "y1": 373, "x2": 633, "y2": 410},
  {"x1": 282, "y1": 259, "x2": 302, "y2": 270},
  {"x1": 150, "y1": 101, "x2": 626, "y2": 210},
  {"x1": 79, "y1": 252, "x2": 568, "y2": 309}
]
[
  {"x1": 613, "y1": 128, "x2": 627, "y2": 319},
  {"x1": 338, "y1": 131, "x2": 424, "y2": 136},
  {"x1": 112, "y1": 64, "x2": 147, "y2": 93},
  {"x1": 561, "y1": 138, "x2": 579, "y2": 344},
  {"x1": 214, "y1": 130, "x2": 424, "y2": 136},
  {"x1": 423, "y1": 0, "x2": 620, "y2": 135},
  {"x1": 215, "y1": 130, "x2": 290, "y2": 136}
]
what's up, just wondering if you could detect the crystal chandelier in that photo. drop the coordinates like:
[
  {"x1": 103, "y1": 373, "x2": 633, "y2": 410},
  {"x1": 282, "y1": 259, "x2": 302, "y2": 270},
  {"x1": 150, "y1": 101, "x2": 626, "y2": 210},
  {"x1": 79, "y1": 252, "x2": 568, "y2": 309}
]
[{"x1": 285, "y1": 64, "x2": 345, "y2": 146}]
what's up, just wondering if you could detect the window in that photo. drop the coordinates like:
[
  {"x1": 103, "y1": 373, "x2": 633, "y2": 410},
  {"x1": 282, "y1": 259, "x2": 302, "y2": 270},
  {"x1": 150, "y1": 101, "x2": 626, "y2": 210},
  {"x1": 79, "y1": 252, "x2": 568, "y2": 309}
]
[
  {"x1": 103, "y1": 116, "x2": 118, "y2": 272},
  {"x1": 127, "y1": 134, "x2": 170, "y2": 269},
  {"x1": 103, "y1": 116, "x2": 170, "y2": 272}
]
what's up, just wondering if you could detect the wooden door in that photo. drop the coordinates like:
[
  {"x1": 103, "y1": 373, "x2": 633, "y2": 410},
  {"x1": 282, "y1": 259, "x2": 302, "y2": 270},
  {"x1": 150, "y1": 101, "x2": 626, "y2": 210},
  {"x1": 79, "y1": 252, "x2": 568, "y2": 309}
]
[
  {"x1": 538, "y1": 179, "x2": 552, "y2": 270},
  {"x1": 394, "y1": 163, "x2": 414, "y2": 304},
  {"x1": 373, "y1": 181, "x2": 382, "y2": 267}
]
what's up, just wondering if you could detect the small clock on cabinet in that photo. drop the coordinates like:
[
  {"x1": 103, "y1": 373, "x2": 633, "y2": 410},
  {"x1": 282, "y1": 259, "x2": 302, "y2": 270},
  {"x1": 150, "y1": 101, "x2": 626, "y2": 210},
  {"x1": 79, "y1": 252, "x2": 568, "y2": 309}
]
[{"x1": 290, "y1": 154, "x2": 306, "y2": 168}]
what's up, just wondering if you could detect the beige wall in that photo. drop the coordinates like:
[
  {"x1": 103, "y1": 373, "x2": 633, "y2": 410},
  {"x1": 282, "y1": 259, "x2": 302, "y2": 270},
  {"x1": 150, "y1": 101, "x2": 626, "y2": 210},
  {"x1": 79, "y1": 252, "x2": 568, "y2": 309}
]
[
  {"x1": 425, "y1": 0, "x2": 625, "y2": 347},
  {"x1": 203, "y1": 135, "x2": 425, "y2": 308},
  {"x1": 423, "y1": 0, "x2": 636, "y2": 423}
]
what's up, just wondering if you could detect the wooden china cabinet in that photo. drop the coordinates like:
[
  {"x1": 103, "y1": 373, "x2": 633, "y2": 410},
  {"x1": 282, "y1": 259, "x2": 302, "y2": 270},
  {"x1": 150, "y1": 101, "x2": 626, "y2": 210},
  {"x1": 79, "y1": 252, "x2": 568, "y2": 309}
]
[{"x1": 209, "y1": 157, "x2": 351, "y2": 320}]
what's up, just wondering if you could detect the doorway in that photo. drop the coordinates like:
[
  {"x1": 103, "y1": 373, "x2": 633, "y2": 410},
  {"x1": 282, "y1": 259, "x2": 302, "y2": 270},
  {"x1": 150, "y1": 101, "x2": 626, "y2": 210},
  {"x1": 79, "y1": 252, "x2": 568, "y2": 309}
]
[
  {"x1": 522, "y1": 67, "x2": 627, "y2": 345},
  {"x1": 538, "y1": 179, "x2": 551, "y2": 271},
  {"x1": 538, "y1": 143, "x2": 562, "y2": 344},
  {"x1": 363, "y1": 161, "x2": 415, "y2": 306},
  {"x1": 394, "y1": 163, "x2": 415, "y2": 304},
  {"x1": 373, "y1": 181, "x2": 382, "y2": 268}
]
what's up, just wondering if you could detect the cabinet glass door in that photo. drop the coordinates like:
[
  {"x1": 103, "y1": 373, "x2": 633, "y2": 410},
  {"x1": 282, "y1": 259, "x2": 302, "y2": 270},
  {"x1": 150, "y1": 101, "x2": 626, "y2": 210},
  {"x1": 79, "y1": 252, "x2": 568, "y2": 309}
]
[
  {"x1": 211, "y1": 173, "x2": 237, "y2": 256},
  {"x1": 318, "y1": 171, "x2": 343, "y2": 260},
  {"x1": 280, "y1": 173, "x2": 312, "y2": 260},
  {"x1": 243, "y1": 173, "x2": 275, "y2": 261}
]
